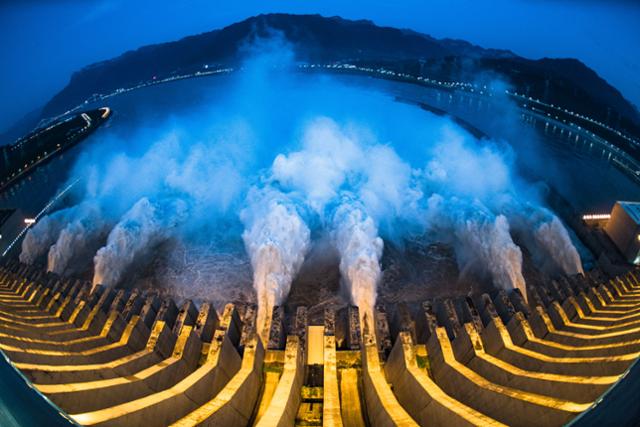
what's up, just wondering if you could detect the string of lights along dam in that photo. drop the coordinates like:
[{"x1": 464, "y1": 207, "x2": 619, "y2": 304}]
[{"x1": 1, "y1": 12, "x2": 640, "y2": 427}]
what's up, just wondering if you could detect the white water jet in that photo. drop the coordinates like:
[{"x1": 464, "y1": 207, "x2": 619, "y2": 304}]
[
  {"x1": 93, "y1": 197, "x2": 188, "y2": 289},
  {"x1": 332, "y1": 202, "x2": 384, "y2": 322},
  {"x1": 458, "y1": 214, "x2": 527, "y2": 297},
  {"x1": 241, "y1": 187, "x2": 310, "y2": 343},
  {"x1": 20, "y1": 209, "x2": 72, "y2": 265},
  {"x1": 534, "y1": 215, "x2": 584, "y2": 275},
  {"x1": 504, "y1": 202, "x2": 584, "y2": 277},
  {"x1": 427, "y1": 195, "x2": 527, "y2": 298},
  {"x1": 47, "y1": 203, "x2": 109, "y2": 276}
]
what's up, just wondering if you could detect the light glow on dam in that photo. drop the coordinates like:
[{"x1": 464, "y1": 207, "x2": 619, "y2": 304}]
[{"x1": 1, "y1": 10, "x2": 639, "y2": 427}]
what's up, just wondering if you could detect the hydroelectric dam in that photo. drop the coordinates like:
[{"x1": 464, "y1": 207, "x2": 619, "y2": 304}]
[{"x1": 1, "y1": 24, "x2": 640, "y2": 427}]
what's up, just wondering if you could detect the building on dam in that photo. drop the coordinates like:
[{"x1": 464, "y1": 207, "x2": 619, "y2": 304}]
[{"x1": 605, "y1": 201, "x2": 640, "y2": 265}]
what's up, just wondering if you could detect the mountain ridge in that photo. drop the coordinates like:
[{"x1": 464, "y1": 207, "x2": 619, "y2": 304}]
[{"x1": 7, "y1": 13, "x2": 640, "y2": 140}]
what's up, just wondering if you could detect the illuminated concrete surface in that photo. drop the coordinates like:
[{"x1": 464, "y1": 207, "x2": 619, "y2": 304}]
[{"x1": 1, "y1": 264, "x2": 640, "y2": 426}]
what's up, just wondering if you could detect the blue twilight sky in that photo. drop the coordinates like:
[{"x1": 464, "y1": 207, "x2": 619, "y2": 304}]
[{"x1": 0, "y1": 0, "x2": 639, "y2": 132}]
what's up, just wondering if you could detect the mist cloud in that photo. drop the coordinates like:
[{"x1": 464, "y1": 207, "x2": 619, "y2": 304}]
[{"x1": 18, "y1": 35, "x2": 584, "y2": 326}]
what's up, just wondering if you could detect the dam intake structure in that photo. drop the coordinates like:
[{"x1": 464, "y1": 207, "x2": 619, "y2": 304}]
[{"x1": 0, "y1": 260, "x2": 639, "y2": 426}]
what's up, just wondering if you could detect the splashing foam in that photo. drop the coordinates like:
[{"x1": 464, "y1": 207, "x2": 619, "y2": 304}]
[{"x1": 241, "y1": 188, "x2": 310, "y2": 342}]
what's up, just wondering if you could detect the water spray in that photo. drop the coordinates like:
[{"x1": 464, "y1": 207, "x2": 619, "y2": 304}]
[{"x1": 241, "y1": 187, "x2": 310, "y2": 343}]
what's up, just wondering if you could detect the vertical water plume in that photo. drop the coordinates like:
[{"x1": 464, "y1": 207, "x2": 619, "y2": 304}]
[
  {"x1": 457, "y1": 213, "x2": 527, "y2": 298},
  {"x1": 504, "y1": 202, "x2": 584, "y2": 277},
  {"x1": 332, "y1": 201, "x2": 384, "y2": 322},
  {"x1": 47, "y1": 203, "x2": 109, "y2": 276},
  {"x1": 271, "y1": 119, "x2": 409, "y2": 320},
  {"x1": 427, "y1": 195, "x2": 527, "y2": 298},
  {"x1": 19, "y1": 208, "x2": 72, "y2": 265},
  {"x1": 533, "y1": 215, "x2": 584, "y2": 276},
  {"x1": 241, "y1": 187, "x2": 310, "y2": 343},
  {"x1": 93, "y1": 197, "x2": 188, "y2": 289}
]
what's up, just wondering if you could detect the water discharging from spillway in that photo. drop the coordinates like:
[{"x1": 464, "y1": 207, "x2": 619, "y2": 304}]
[{"x1": 16, "y1": 44, "x2": 594, "y2": 328}]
